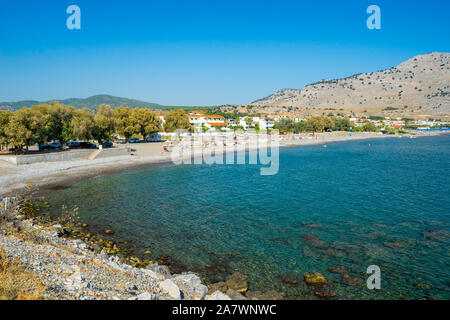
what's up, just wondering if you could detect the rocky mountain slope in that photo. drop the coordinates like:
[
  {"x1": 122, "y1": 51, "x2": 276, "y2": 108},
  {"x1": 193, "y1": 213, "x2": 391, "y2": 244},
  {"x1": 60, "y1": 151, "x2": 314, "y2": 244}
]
[{"x1": 253, "y1": 52, "x2": 450, "y2": 116}]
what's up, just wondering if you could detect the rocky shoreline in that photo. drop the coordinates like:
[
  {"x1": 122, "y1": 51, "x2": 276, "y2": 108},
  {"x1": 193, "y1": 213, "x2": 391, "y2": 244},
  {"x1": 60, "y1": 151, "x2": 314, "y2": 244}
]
[
  {"x1": 0, "y1": 196, "x2": 233, "y2": 300},
  {"x1": 0, "y1": 196, "x2": 294, "y2": 300}
]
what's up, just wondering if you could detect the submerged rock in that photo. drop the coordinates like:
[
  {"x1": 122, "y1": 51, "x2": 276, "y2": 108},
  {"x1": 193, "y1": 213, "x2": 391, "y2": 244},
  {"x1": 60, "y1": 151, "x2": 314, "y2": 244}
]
[
  {"x1": 314, "y1": 290, "x2": 336, "y2": 298},
  {"x1": 245, "y1": 290, "x2": 285, "y2": 300},
  {"x1": 416, "y1": 283, "x2": 432, "y2": 290},
  {"x1": 302, "y1": 222, "x2": 323, "y2": 229},
  {"x1": 226, "y1": 273, "x2": 248, "y2": 293},
  {"x1": 301, "y1": 234, "x2": 329, "y2": 249},
  {"x1": 328, "y1": 266, "x2": 347, "y2": 274},
  {"x1": 304, "y1": 273, "x2": 330, "y2": 286},
  {"x1": 280, "y1": 273, "x2": 300, "y2": 285},
  {"x1": 383, "y1": 241, "x2": 408, "y2": 249},
  {"x1": 342, "y1": 274, "x2": 364, "y2": 287},
  {"x1": 421, "y1": 230, "x2": 450, "y2": 242}
]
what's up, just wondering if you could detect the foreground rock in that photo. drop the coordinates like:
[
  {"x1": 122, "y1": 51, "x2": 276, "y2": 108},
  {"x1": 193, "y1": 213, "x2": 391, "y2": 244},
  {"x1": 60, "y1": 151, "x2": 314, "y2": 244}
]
[
  {"x1": 171, "y1": 274, "x2": 208, "y2": 300},
  {"x1": 226, "y1": 289, "x2": 248, "y2": 300},
  {"x1": 0, "y1": 202, "x2": 216, "y2": 300},
  {"x1": 207, "y1": 282, "x2": 228, "y2": 295},
  {"x1": 205, "y1": 291, "x2": 231, "y2": 300},
  {"x1": 159, "y1": 279, "x2": 182, "y2": 299}
]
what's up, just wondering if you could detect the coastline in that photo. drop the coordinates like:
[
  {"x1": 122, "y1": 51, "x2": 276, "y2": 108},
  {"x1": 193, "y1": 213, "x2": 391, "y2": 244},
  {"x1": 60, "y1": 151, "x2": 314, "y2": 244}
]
[
  {"x1": 0, "y1": 130, "x2": 448, "y2": 300},
  {"x1": 0, "y1": 131, "x2": 446, "y2": 198}
]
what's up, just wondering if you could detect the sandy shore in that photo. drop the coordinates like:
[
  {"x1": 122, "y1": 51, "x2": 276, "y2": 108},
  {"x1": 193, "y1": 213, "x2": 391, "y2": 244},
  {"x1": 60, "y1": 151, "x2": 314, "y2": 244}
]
[{"x1": 0, "y1": 131, "x2": 445, "y2": 197}]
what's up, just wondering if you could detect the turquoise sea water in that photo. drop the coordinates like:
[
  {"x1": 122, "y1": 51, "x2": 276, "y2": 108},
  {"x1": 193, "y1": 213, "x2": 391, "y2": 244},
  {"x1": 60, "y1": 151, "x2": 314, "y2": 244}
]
[{"x1": 43, "y1": 135, "x2": 450, "y2": 299}]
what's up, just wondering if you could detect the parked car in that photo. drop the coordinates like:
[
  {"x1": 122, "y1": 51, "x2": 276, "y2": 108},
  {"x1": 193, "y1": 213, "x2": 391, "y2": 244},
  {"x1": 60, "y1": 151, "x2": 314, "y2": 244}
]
[
  {"x1": 67, "y1": 141, "x2": 81, "y2": 149},
  {"x1": 49, "y1": 141, "x2": 62, "y2": 149},
  {"x1": 102, "y1": 141, "x2": 113, "y2": 148},
  {"x1": 128, "y1": 138, "x2": 140, "y2": 143},
  {"x1": 38, "y1": 141, "x2": 61, "y2": 151},
  {"x1": 79, "y1": 142, "x2": 97, "y2": 149},
  {"x1": 38, "y1": 144, "x2": 53, "y2": 151},
  {"x1": 115, "y1": 139, "x2": 126, "y2": 144}
]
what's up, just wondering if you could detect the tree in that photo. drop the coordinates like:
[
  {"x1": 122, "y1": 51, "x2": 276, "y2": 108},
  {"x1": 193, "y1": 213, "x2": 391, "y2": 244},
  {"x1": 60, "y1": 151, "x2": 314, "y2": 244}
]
[
  {"x1": 163, "y1": 109, "x2": 191, "y2": 133},
  {"x1": 5, "y1": 108, "x2": 37, "y2": 152},
  {"x1": 93, "y1": 104, "x2": 115, "y2": 144},
  {"x1": 34, "y1": 102, "x2": 75, "y2": 149},
  {"x1": 306, "y1": 116, "x2": 334, "y2": 133},
  {"x1": 113, "y1": 106, "x2": 135, "y2": 142},
  {"x1": 363, "y1": 122, "x2": 377, "y2": 132},
  {"x1": 71, "y1": 108, "x2": 95, "y2": 141},
  {"x1": 254, "y1": 123, "x2": 260, "y2": 133},
  {"x1": 333, "y1": 118, "x2": 353, "y2": 131},
  {"x1": 0, "y1": 110, "x2": 12, "y2": 148},
  {"x1": 130, "y1": 108, "x2": 162, "y2": 140},
  {"x1": 295, "y1": 121, "x2": 306, "y2": 132},
  {"x1": 274, "y1": 118, "x2": 295, "y2": 132}
]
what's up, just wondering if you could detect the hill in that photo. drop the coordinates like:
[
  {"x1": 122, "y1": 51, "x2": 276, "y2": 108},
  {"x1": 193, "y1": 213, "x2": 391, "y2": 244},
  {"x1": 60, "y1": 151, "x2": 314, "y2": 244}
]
[
  {"x1": 252, "y1": 52, "x2": 450, "y2": 117},
  {"x1": 0, "y1": 95, "x2": 163, "y2": 111}
]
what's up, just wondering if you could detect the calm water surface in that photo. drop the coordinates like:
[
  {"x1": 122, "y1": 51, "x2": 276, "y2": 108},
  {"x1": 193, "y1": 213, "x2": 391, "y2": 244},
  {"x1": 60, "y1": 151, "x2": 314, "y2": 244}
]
[{"x1": 43, "y1": 135, "x2": 450, "y2": 299}]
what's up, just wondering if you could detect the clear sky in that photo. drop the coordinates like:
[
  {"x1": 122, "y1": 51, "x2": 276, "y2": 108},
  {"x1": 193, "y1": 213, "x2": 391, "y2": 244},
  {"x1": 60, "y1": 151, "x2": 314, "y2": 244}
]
[{"x1": 0, "y1": 0, "x2": 449, "y2": 106}]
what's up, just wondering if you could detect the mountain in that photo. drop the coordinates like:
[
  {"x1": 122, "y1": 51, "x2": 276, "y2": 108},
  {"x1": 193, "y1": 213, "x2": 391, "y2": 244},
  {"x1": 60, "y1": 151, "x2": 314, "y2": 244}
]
[
  {"x1": 0, "y1": 95, "x2": 163, "y2": 111},
  {"x1": 252, "y1": 52, "x2": 450, "y2": 116}
]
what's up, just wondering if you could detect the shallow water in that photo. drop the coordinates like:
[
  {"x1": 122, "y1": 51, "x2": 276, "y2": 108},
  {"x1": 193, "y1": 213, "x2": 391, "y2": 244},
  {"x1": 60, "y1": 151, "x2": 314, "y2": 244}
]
[{"x1": 43, "y1": 135, "x2": 450, "y2": 299}]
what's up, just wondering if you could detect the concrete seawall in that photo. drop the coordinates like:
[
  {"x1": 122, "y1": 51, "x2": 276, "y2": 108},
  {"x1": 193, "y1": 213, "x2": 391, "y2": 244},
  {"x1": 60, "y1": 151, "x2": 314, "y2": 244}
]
[{"x1": 0, "y1": 148, "x2": 130, "y2": 165}]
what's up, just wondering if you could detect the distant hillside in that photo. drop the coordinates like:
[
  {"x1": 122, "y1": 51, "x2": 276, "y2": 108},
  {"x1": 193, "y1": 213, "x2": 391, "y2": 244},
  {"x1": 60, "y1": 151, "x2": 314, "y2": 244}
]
[
  {"x1": 0, "y1": 95, "x2": 163, "y2": 111},
  {"x1": 252, "y1": 52, "x2": 450, "y2": 116}
]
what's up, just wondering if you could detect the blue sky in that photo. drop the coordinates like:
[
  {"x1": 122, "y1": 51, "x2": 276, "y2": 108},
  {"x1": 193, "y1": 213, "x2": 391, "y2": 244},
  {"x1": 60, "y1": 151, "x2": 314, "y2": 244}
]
[{"x1": 0, "y1": 0, "x2": 449, "y2": 106}]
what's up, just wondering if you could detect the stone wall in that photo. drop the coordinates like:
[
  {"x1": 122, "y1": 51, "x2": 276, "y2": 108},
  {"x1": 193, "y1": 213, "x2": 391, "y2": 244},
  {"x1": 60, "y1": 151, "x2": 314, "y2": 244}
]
[{"x1": 0, "y1": 148, "x2": 130, "y2": 165}]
